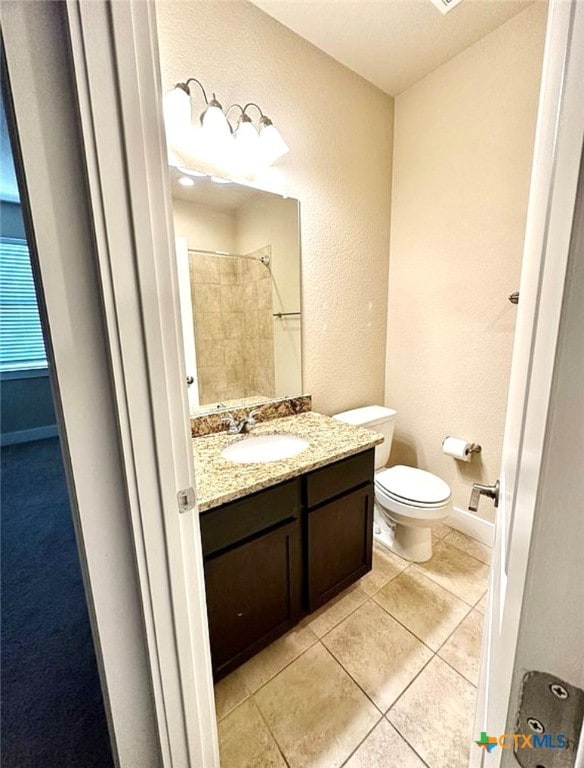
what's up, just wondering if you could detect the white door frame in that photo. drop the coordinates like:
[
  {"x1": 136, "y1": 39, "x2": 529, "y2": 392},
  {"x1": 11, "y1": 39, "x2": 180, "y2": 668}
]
[
  {"x1": 2, "y1": 3, "x2": 163, "y2": 767},
  {"x1": 3, "y1": 1, "x2": 218, "y2": 766},
  {"x1": 473, "y1": 0, "x2": 584, "y2": 764},
  {"x1": 64, "y1": 1, "x2": 219, "y2": 766}
]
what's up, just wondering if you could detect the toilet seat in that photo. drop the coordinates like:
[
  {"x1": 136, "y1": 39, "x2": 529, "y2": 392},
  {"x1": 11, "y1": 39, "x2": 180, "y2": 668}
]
[{"x1": 375, "y1": 465, "x2": 451, "y2": 507}]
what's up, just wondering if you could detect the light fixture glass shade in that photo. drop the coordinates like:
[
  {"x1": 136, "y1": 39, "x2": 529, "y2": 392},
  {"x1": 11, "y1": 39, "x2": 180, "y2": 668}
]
[
  {"x1": 201, "y1": 104, "x2": 231, "y2": 139},
  {"x1": 234, "y1": 119, "x2": 259, "y2": 163},
  {"x1": 258, "y1": 122, "x2": 289, "y2": 165},
  {"x1": 163, "y1": 86, "x2": 191, "y2": 139}
]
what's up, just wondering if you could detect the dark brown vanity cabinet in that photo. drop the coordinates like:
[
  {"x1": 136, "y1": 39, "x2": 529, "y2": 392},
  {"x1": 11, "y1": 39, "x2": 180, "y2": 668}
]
[
  {"x1": 200, "y1": 479, "x2": 302, "y2": 679},
  {"x1": 199, "y1": 449, "x2": 374, "y2": 679},
  {"x1": 305, "y1": 450, "x2": 374, "y2": 610}
]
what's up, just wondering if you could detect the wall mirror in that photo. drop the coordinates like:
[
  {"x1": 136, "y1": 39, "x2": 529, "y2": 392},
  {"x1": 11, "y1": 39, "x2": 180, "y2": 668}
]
[{"x1": 171, "y1": 167, "x2": 302, "y2": 414}]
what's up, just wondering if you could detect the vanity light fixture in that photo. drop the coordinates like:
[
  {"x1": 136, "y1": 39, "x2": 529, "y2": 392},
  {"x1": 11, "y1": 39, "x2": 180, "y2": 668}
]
[
  {"x1": 177, "y1": 175, "x2": 196, "y2": 187},
  {"x1": 163, "y1": 78, "x2": 289, "y2": 169},
  {"x1": 210, "y1": 176, "x2": 231, "y2": 184}
]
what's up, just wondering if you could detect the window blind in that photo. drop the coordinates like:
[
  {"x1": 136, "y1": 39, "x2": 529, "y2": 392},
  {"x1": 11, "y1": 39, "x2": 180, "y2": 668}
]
[{"x1": 0, "y1": 237, "x2": 47, "y2": 372}]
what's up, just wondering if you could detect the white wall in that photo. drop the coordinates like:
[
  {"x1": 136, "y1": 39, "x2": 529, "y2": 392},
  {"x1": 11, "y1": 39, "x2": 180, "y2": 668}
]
[
  {"x1": 156, "y1": 0, "x2": 394, "y2": 414},
  {"x1": 385, "y1": 3, "x2": 547, "y2": 520},
  {"x1": 172, "y1": 198, "x2": 235, "y2": 252}
]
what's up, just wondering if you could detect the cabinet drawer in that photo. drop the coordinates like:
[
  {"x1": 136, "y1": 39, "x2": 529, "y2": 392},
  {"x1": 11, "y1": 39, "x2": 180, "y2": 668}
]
[
  {"x1": 200, "y1": 478, "x2": 301, "y2": 558},
  {"x1": 305, "y1": 449, "x2": 374, "y2": 509}
]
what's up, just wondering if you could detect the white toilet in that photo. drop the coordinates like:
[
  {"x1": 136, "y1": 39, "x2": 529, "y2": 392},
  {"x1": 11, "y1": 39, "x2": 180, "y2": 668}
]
[{"x1": 333, "y1": 406, "x2": 451, "y2": 562}]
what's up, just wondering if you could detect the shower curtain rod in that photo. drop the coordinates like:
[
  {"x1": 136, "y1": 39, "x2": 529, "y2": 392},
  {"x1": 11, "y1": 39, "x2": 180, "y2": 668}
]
[{"x1": 188, "y1": 247, "x2": 270, "y2": 265}]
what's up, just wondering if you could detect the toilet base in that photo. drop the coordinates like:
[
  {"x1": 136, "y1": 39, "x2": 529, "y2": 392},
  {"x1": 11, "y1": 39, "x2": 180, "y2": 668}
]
[
  {"x1": 391, "y1": 523, "x2": 432, "y2": 562},
  {"x1": 374, "y1": 505, "x2": 433, "y2": 563}
]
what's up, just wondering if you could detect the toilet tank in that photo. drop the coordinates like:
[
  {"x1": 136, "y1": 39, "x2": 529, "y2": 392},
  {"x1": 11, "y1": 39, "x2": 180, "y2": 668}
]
[{"x1": 333, "y1": 406, "x2": 397, "y2": 470}]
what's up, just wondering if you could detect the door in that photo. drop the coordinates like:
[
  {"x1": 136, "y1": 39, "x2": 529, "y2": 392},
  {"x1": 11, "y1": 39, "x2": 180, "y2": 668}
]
[
  {"x1": 0, "y1": 85, "x2": 114, "y2": 767},
  {"x1": 205, "y1": 519, "x2": 302, "y2": 678},
  {"x1": 307, "y1": 484, "x2": 374, "y2": 610},
  {"x1": 472, "y1": 2, "x2": 584, "y2": 765}
]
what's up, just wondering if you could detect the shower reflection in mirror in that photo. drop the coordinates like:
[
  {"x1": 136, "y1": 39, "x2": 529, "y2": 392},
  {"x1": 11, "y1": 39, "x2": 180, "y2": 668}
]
[{"x1": 171, "y1": 168, "x2": 302, "y2": 414}]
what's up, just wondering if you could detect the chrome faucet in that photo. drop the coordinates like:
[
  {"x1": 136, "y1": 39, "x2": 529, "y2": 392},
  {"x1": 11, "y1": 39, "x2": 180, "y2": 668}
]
[{"x1": 222, "y1": 409, "x2": 260, "y2": 435}]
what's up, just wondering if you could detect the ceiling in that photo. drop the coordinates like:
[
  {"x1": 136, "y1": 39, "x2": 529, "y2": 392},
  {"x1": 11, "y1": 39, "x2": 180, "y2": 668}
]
[{"x1": 250, "y1": 0, "x2": 535, "y2": 95}]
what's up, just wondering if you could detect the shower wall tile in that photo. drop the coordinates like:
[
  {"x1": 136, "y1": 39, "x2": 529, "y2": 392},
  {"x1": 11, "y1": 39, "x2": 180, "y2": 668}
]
[
  {"x1": 258, "y1": 311, "x2": 272, "y2": 340},
  {"x1": 243, "y1": 282, "x2": 256, "y2": 305},
  {"x1": 197, "y1": 338, "x2": 226, "y2": 368},
  {"x1": 220, "y1": 259, "x2": 239, "y2": 285},
  {"x1": 223, "y1": 312, "x2": 245, "y2": 340},
  {"x1": 195, "y1": 312, "x2": 224, "y2": 341},
  {"x1": 220, "y1": 284, "x2": 245, "y2": 313},
  {"x1": 256, "y1": 278, "x2": 272, "y2": 309},
  {"x1": 192, "y1": 254, "x2": 221, "y2": 284},
  {"x1": 191, "y1": 252, "x2": 275, "y2": 405},
  {"x1": 194, "y1": 284, "x2": 222, "y2": 313}
]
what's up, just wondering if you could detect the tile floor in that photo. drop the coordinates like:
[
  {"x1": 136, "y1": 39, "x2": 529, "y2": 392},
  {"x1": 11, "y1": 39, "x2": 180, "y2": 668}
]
[{"x1": 214, "y1": 523, "x2": 490, "y2": 768}]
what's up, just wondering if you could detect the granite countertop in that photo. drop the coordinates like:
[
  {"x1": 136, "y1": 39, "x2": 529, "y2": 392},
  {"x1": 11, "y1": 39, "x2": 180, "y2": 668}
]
[{"x1": 192, "y1": 411, "x2": 384, "y2": 512}]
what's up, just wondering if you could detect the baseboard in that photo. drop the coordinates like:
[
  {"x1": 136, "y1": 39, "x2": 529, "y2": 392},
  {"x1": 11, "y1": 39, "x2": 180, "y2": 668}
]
[
  {"x1": 449, "y1": 506, "x2": 495, "y2": 547},
  {"x1": 1, "y1": 425, "x2": 59, "y2": 447}
]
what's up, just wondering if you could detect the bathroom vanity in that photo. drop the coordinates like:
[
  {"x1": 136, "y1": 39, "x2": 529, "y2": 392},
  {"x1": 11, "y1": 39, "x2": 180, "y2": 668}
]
[{"x1": 193, "y1": 411, "x2": 382, "y2": 680}]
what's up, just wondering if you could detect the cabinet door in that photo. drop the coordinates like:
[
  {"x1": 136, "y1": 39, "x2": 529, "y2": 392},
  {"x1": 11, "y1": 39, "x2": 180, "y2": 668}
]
[
  {"x1": 204, "y1": 519, "x2": 302, "y2": 679},
  {"x1": 307, "y1": 484, "x2": 373, "y2": 611}
]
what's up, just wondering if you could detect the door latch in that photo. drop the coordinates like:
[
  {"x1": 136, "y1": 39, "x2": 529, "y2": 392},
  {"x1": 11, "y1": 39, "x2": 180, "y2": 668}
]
[
  {"x1": 177, "y1": 487, "x2": 196, "y2": 514},
  {"x1": 514, "y1": 671, "x2": 584, "y2": 767},
  {"x1": 468, "y1": 480, "x2": 500, "y2": 512}
]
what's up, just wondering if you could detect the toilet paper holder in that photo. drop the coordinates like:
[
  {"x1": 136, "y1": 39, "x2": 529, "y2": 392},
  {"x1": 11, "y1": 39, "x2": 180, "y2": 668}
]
[{"x1": 442, "y1": 437, "x2": 482, "y2": 459}]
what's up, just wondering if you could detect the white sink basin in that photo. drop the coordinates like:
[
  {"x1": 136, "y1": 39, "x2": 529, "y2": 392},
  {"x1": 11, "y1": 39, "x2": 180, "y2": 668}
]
[{"x1": 221, "y1": 433, "x2": 309, "y2": 464}]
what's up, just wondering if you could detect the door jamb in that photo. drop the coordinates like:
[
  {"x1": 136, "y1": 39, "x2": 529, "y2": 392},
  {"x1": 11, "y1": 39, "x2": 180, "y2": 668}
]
[{"x1": 473, "y1": 1, "x2": 584, "y2": 763}]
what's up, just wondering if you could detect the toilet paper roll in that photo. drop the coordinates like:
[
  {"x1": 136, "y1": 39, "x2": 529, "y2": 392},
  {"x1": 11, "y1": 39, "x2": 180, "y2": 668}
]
[{"x1": 442, "y1": 436, "x2": 472, "y2": 462}]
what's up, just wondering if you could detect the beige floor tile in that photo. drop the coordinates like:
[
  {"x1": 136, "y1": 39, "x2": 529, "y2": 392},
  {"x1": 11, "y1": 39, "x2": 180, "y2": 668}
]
[
  {"x1": 359, "y1": 544, "x2": 408, "y2": 596},
  {"x1": 414, "y1": 540, "x2": 489, "y2": 605},
  {"x1": 439, "y1": 610, "x2": 484, "y2": 686},
  {"x1": 307, "y1": 584, "x2": 369, "y2": 638},
  {"x1": 218, "y1": 698, "x2": 287, "y2": 768},
  {"x1": 214, "y1": 668, "x2": 249, "y2": 720},
  {"x1": 432, "y1": 520, "x2": 452, "y2": 541},
  {"x1": 444, "y1": 530, "x2": 492, "y2": 565},
  {"x1": 239, "y1": 622, "x2": 318, "y2": 693},
  {"x1": 255, "y1": 643, "x2": 380, "y2": 768},
  {"x1": 323, "y1": 601, "x2": 432, "y2": 712},
  {"x1": 388, "y1": 656, "x2": 476, "y2": 768},
  {"x1": 343, "y1": 719, "x2": 426, "y2": 768},
  {"x1": 373, "y1": 568, "x2": 470, "y2": 651},
  {"x1": 475, "y1": 592, "x2": 487, "y2": 614}
]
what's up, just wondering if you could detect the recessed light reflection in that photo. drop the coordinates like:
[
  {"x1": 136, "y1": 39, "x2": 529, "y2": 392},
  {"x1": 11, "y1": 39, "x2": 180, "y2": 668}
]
[{"x1": 178, "y1": 176, "x2": 195, "y2": 187}]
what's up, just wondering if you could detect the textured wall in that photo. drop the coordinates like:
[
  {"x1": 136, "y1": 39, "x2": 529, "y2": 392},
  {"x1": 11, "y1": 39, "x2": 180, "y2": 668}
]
[
  {"x1": 385, "y1": 4, "x2": 547, "y2": 521},
  {"x1": 155, "y1": 0, "x2": 394, "y2": 414},
  {"x1": 172, "y1": 198, "x2": 236, "y2": 252}
]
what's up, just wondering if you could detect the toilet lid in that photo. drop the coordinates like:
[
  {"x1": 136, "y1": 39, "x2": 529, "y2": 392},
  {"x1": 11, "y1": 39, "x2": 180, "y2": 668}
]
[{"x1": 376, "y1": 465, "x2": 451, "y2": 505}]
